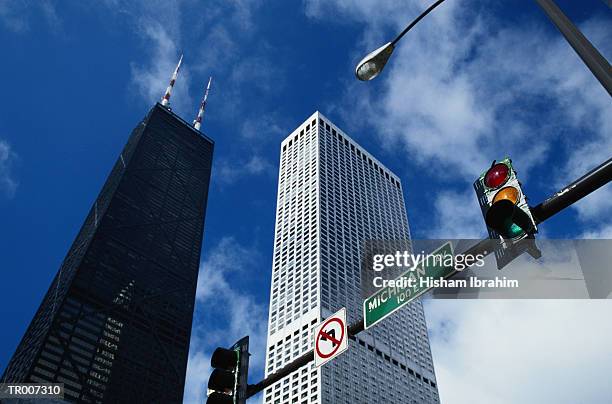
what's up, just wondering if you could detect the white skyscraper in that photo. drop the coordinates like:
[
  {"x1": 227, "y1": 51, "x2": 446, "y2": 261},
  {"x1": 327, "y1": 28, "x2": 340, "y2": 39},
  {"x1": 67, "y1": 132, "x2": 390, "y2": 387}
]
[{"x1": 264, "y1": 112, "x2": 439, "y2": 404}]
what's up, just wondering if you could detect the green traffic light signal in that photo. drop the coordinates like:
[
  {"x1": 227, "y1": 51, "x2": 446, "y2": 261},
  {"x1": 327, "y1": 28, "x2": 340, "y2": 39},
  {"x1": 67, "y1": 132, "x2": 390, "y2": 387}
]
[
  {"x1": 485, "y1": 198, "x2": 535, "y2": 239},
  {"x1": 506, "y1": 222, "x2": 525, "y2": 238}
]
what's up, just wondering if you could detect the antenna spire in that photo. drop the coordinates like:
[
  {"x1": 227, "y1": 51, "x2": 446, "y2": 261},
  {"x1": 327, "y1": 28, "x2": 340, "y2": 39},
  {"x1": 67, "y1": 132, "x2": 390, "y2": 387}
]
[
  {"x1": 161, "y1": 54, "x2": 183, "y2": 107},
  {"x1": 193, "y1": 76, "x2": 213, "y2": 130}
]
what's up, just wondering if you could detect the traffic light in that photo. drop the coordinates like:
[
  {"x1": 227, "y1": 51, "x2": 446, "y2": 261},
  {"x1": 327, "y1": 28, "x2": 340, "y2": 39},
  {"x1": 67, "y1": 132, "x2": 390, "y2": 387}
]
[
  {"x1": 474, "y1": 158, "x2": 540, "y2": 269},
  {"x1": 475, "y1": 158, "x2": 537, "y2": 239},
  {"x1": 207, "y1": 336, "x2": 249, "y2": 404}
]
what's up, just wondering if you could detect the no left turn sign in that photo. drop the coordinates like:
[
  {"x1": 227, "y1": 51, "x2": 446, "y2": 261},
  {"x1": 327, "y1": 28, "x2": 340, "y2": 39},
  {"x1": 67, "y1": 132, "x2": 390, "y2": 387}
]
[{"x1": 313, "y1": 308, "x2": 348, "y2": 367}]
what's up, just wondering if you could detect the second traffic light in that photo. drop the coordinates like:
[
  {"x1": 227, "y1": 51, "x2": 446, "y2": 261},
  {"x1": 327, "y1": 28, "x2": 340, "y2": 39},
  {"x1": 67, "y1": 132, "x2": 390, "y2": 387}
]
[
  {"x1": 474, "y1": 158, "x2": 537, "y2": 240},
  {"x1": 207, "y1": 336, "x2": 249, "y2": 404}
]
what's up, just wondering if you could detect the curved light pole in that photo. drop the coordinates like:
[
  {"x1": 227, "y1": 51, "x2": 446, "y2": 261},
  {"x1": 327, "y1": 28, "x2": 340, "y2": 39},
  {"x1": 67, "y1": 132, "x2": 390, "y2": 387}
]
[{"x1": 355, "y1": 0, "x2": 448, "y2": 81}]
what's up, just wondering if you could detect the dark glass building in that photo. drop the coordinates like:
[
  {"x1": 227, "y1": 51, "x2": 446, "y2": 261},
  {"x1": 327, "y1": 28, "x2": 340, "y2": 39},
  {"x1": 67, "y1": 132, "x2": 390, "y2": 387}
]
[{"x1": 1, "y1": 103, "x2": 214, "y2": 403}]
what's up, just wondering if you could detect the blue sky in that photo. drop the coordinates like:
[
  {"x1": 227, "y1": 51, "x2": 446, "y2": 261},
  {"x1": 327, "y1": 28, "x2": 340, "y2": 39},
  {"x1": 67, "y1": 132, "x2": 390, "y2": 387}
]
[{"x1": 0, "y1": 1, "x2": 611, "y2": 403}]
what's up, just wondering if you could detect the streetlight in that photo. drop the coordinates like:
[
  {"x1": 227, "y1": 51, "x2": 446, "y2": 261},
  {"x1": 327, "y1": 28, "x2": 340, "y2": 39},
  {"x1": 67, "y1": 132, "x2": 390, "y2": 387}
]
[
  {"x1": 355, "y1": 0, "x2": 448, "y2": 81},
  {"x1": 355, "y1": 0, "x2": 611, "y2": 94}
]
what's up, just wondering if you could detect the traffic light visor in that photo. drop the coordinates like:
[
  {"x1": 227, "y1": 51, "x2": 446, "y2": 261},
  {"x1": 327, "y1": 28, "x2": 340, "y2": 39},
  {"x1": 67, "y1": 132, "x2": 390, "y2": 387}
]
[{"x1": 211, "y1": 348, "x2": 238, "y2": 371}]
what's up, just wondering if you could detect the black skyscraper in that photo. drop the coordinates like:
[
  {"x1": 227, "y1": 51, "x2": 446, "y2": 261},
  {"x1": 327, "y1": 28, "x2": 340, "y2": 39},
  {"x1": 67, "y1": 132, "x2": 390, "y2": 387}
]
[{"x1": 1, "y1": 103, "x2": 214, "y2": 403}]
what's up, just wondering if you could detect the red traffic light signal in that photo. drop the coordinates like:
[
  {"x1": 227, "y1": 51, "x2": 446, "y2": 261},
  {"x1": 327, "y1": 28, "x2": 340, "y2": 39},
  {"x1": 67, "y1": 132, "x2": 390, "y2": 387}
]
[{"x1": 484, "y1": 163, "x2": 510, "y2": 189}]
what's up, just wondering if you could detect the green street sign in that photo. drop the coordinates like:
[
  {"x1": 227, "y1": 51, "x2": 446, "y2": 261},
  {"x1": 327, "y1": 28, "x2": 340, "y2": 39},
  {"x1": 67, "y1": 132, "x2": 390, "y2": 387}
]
[{"x1": 363, "y1": 242, "x2": 455, "y2": 329}]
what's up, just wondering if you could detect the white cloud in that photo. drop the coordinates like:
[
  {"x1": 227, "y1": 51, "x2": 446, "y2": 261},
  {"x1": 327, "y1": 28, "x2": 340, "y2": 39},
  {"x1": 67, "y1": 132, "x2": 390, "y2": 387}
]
[
  {"x1": 580, "y1": 224, "x2": 612, "y2": 239},
  {"x1": 0, "y1": 139, "x2": 18, "y2": 197},
  {"x1": 102, "y1": 0, "x2": 269, "y2": 120},
  {"x1": 192, "y1": 24, "x2": 238, "y2": 74},
  {"x1": 215, "y1": 155, "x2": 275, "y2": 185},
  {"x1": 0, "y1": 0, "x2": 61, "y2": 33},
  {"x1": 93, "y1": 1, "x2": 192, "y2": 113},
  {"x1": 560, "y1": 141, "x2": 612, "y2": 223},
  {"x1": 424, "y1": 299, "x2": 612, "y2": 403},
  {"x1": 226, "y1": 0, "x2": 264, "y2": 31},
  {"x1": 39, "y1": 0, "x2": 61, "y2": 31},
  {"x1": 229, "y1": 56, "x2": 286, "y2": 94},
  {"x1": 241, "y1": 115, "x2": 286, "y2": 140},
  {"x1": 245, "y1": 155, "x2": 273, "y2": 175},
  {"x1": 129, "y1": 20, "x2": 193, "y2": 114},
  {"x1": 184, "y1": 348, "x2": 212, "y2": 404},
  {"x1": 304, "y1": 0, "x2": 611, "y2": 223},
  {"x1": 428, "y1": 189, "x2": 487, "y2": 239},
  {"x1": 185, "y1": 237, "x2": 269, "y2": 403},
  {"x1": 0, "y1": 0, "x2": 28, "y2": 32},
  {"x1": 99, "y1": 0, "x2": 284, "y2": 184},
  {"x1": 98, "y1": 0, "x2": 289, "y2": 168}
]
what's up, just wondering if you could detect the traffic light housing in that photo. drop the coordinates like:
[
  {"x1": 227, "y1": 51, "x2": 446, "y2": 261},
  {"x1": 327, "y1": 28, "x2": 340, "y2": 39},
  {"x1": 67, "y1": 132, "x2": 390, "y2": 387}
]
[
  {"x1": 207, "y1": 336, "x2": 249, "y2": 404},
  {"x1": 475, "y1": 158, "x2": 540, "y2": 269},
  {"x1": 475, "y1": 158, "x2": 537, "y2": 239}
]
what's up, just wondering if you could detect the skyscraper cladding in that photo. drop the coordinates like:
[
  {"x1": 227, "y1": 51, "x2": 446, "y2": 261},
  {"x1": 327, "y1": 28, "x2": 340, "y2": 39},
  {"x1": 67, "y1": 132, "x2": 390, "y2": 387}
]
[
  {"x1": 263, "y1": 112, "x2": 439, "y2": 404},
  {"x1": 1, "y1": 103, "x2": 214, "y2": 403}
]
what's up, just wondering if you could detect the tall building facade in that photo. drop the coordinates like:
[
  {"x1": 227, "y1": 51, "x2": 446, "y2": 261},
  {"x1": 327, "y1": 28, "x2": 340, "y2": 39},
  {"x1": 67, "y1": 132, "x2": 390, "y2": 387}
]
[
  {"x1": 263, "y1": 112, "x2": 439, "y2": 404},
  {"x1": 1, "y1": 103, "x2": 214, "y2": 403}
]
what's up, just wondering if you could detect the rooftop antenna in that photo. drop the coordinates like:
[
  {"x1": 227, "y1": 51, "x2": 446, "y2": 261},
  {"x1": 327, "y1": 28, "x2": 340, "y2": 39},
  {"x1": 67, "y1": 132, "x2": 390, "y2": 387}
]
[
  {"x1": 193, "y1": 76, "x2": 213, "y2": 130},
  {"x1": 161, "y1": 54, "x2": 183, "y2": 108}
]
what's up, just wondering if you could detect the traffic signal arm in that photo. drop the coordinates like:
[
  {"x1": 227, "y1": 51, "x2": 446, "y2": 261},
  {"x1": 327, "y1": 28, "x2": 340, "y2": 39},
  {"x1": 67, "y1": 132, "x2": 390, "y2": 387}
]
[
  {"x1": 246, "y1": 350, "x2": 314, "y2": 398},
  {"x1": 530, "y1": 157, "x2": 612, "y2": 224}
]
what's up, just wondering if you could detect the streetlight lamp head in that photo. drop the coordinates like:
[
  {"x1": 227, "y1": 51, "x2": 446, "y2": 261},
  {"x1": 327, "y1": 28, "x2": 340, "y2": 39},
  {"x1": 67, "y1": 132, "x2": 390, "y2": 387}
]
[{"x1": 355, "y1": 42, "x2": 394, "y2": 81}]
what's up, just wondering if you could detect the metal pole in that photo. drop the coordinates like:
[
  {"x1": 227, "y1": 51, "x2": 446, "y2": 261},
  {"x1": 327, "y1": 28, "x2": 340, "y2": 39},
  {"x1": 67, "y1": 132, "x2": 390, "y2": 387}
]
[
  {"x1": 535, "y1": 0, "x2": 612, "y2": 96},
  {"x1": 531, "y1": 157, "x2": 612, "y2": 224}
]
